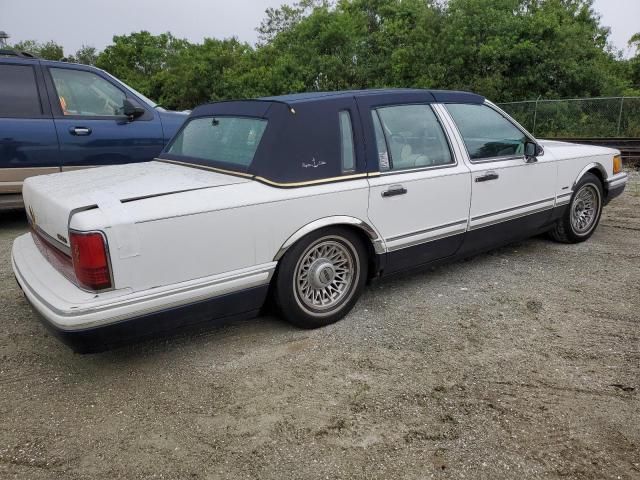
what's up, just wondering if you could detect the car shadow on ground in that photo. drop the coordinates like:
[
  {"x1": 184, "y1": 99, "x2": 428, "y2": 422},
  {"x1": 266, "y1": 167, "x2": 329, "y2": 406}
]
[{"x1": 0, "y1": 208, "x2": 27, "y2": 228}]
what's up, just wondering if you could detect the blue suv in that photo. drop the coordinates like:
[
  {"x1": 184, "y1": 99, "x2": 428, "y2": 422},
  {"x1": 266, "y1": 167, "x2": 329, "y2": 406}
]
[{"x1": 0, "y1": 50, "x2": 187, "y2": 209}]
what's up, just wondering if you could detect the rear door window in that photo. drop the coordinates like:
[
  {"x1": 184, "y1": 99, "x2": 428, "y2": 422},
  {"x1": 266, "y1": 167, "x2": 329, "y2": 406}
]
[
  {"x1": 372, "y1": 104, "x2": 453, "y2": 171},
  {"x1": 166, "y1": 116, "x2": 268, "y2": 169},
  {"x1": 0, "y1": 64, "x2": 43, "y2": 117}
]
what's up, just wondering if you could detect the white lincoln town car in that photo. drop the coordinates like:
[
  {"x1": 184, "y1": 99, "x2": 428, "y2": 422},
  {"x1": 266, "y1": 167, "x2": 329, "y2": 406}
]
[{"x1": 12, "y1": 89, "x2": 628, "y2": 352}]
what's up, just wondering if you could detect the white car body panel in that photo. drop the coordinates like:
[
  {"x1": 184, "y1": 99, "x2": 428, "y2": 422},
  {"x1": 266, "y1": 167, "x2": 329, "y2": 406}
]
[
  {"x1": 368, "y1": 168, "x2": 471, "y2": 250},
  {"x1": 79, "y1": 178, "x2": 372, "y2": 292}
]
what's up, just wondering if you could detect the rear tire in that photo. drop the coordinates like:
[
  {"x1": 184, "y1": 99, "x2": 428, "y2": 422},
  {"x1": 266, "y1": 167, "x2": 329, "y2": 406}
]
[
  {"x1": 274, "y1": 227, "x2": 368, "y2": 329},
  {"x1": 549, "y1": 173, "x2": 603, "y2": 243}
]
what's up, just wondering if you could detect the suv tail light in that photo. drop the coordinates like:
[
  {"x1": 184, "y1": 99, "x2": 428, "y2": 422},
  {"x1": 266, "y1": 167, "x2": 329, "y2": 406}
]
[{"x1": 69, "y1": 231, "x2": 112, "y2": 291}]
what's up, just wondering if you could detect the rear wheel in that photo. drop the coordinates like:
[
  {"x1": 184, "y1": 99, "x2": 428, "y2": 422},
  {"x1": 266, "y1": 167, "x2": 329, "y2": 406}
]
[
  {"x1": 274, "y1": 227, "x2": 368, "y2": 329},
  {"x1": 550, "y1": 173, "x2": 603, "y2": 243}
]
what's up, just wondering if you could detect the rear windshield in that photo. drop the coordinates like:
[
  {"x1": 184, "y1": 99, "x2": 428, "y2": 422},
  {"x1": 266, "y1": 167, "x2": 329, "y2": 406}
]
[{"x1": 166, "y1": 116, "x2": 268, "y2": 169}]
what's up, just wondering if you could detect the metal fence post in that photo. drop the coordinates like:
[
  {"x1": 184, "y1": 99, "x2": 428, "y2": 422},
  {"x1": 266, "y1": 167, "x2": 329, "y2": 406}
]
[
  {"x1": 617, "y1": 97, "x2": 625, "y2": 137},
  {"x1": 532, "y1": 95, "x2": 541, "y2": 136}
]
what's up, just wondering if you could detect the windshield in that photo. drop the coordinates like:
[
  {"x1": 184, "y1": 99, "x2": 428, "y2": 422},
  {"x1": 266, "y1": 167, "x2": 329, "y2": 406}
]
[{"x1": 165, "y1": 116, "x2": 268, "y2": 169}]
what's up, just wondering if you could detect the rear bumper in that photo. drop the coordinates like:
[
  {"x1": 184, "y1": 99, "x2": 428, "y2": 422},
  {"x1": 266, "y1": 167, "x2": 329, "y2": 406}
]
[
  {"x1": 12, "y1": 233, "x2": 274, "y2": 353},
  {"x1": 605, "y1": 172, "x2": 628, "y2": 205},
  {"x1": 25, "y1": 285, "x2": 268, "y2": 354}
]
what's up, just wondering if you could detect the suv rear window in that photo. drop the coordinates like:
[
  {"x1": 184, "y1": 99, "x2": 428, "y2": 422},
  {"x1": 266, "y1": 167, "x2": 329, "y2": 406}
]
[
  {"x1": 0, "y1": 64, "x2": 43, "y2": 117},
  {"x1": 166, "y1": 116, "x2": 267, "y2": 169}
]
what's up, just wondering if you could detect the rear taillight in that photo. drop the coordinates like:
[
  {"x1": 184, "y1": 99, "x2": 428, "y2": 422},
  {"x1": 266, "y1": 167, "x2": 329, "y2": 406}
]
[{"x1": 69, "y1": 231, "x2": 112, "y2": 291}]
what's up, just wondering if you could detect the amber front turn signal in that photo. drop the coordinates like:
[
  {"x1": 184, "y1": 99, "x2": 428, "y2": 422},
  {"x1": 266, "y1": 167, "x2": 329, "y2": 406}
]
[{"x1": 613, "y1": 155, "x2": 622, "y2": 175}]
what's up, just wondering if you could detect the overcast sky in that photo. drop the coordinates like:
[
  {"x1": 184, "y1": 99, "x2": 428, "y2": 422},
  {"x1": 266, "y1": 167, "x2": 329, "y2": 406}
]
[{"x1": 1, "y1": 0, "x2": 638, "y2": 57}]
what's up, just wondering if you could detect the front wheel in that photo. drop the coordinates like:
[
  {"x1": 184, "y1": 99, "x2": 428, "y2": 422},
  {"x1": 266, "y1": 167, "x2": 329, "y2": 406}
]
[
  {"x1": 274, "y1": 227, "x2": 368, "y2": 329},
  {"x1": 550, "y1": 172, "x2": 603, "y2": 243}
]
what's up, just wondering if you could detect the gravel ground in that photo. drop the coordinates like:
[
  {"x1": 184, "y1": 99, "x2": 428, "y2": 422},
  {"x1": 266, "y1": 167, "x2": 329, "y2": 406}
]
[{"x1": 1, "y1": 175, "x2": 638, "y2": 480}]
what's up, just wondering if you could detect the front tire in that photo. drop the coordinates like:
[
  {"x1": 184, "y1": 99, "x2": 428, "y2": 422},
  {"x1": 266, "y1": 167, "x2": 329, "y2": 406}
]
[
  {"x1": 274, "y1": 227, "x2": 368, "y2": 329},
  {"x1": 550, "y1": 172, "x2": 603, "y2": 243}
]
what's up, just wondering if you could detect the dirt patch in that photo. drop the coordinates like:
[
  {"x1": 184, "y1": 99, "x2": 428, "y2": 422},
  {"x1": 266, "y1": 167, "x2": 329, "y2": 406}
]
[{"x1": 1, "y1": 179, "x2": 639, "y2": 479}]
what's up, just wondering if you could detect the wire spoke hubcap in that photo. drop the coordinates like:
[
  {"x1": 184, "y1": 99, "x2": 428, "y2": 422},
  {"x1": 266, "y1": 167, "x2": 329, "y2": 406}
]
[
  {"x1": 571, "y1": 184, "x2": 600, "y2": 234},
  {"x1": 295, "y1": 239, "x2": 356, "y2": 313}
]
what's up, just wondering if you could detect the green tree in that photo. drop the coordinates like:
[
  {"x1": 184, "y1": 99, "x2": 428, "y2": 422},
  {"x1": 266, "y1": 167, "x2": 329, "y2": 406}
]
[
  {"x1": 152, "y1": 38, "x2": 255, "y2": 110},
  {"x1": 96, "y1": 31, "x2": 189, "y2": 99},
  {"x1": 11, "y1": 40, "x2": 64, "y2": 60},
  {"x1": 68, "y1": 45, "x2": 99, "y2": 65},
  {"x1": 629, "y1": 33, "x2": 640, "y2": 91}
]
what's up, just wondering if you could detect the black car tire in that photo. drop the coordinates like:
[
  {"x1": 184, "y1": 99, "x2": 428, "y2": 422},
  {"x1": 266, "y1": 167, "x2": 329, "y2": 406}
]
[
  {"x1": 550, "y1": 173, "x2": 603, "y2": 243},
  {"x1": 274, "y1": 227, "x2": 368, "y2": 329}
]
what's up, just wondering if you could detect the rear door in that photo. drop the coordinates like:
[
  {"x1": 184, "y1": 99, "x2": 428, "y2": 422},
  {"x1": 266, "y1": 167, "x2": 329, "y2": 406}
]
[
  {"x1": 360, "y1": 99, "x2": 472, "y2": 273},
  {"x1": 0, "y1": 60, "x2": 59, "y2": 194},
  {"x1": 43, "y1": 64, "x2": 164, "y2": 170}
]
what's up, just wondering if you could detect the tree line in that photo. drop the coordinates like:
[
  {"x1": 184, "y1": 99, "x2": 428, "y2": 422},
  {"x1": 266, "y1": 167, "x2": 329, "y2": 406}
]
[{"x1": 9, "y1": 0, "x2": 640, "y2": 111}]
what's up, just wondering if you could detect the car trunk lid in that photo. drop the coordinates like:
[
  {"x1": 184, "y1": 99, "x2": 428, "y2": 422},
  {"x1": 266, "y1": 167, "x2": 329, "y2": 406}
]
[{"x1": 23, "y1": 160, "x2": 250, "y2": 252}]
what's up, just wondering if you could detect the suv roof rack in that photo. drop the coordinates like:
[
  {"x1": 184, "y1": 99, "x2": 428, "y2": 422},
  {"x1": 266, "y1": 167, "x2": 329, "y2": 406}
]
[{"x1": 0, "y1": 49, "x2": 39, "y2": 59}]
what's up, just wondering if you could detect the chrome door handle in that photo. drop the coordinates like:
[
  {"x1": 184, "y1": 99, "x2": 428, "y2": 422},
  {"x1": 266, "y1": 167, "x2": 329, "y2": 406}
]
[
  {"x1": 475, "y1": 172, "x2": 499, "y2": 182},
  {"x1": 70, "y1": 127, "x2": 92, "y2": 136},
  {"x1": 382, "y1": 185, "x2": 408, "y2": 197}
]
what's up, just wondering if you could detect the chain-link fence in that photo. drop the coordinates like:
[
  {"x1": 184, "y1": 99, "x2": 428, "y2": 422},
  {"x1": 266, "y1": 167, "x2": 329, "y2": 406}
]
[{"x1": 498, "y1": 97, "x2": 640, "y2": 138}]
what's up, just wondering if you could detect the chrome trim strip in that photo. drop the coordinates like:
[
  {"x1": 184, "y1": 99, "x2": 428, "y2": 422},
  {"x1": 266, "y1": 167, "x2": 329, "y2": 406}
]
[
  {"x1": 29, "y1": 219, "x2": 72, "y2": 256},
  {"x1": 387, "y1": 227, "x2": 466, "y2": 253},
  {"x1": 156, "y1": 158, "x2": 254, "y2": 178},
  {"x1": 471, "y1": 197, "x2": 555, "y2": 222},
  {"x1": 469, "y1": 154, "x2": 526, "y2": 165},
  {"x1": 254, "y1": 173, "x2": 368, "y2": 188},
  {"x1": 469, "y1": 204, "x2": 554, "y2": 231},
  {"x1": 432, "y1": 103, "x2": 472, "y2": 166},
  {"x1": 386, "y1": 219, "x2": 468, "y2": 243},
  {"x1": 378, "y1": 162, "x2": 458, "y2": 176},
  {"x1": 573, "y1": 162, "x2": 607, "y2": 188},
  {"x1": 606, "y1": 172, "x2": 628, "y2": 189},
  {"x1": 555, "y1": 191, "x2": 573, "y2": 207},
  {"x1": 274, "y1": 216, "x2": 384, "y2": 261}
]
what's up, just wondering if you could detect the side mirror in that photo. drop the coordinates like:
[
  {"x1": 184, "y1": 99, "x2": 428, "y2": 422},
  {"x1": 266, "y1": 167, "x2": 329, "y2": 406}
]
[
  {"x1": 123, "y1": 98, "x2": 145, "y2": 121},
  {"x1": 524, "y1": 141, "x2": 543, "y2": 163}
]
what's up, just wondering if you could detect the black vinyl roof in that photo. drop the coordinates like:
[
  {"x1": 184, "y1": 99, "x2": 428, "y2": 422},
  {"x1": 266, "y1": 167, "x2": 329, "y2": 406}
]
[
  {"x1": 163, "y1": 89, "x2": 486, "y2": 187},
  {"x1": 260, "y1": 88, "x2": 484, "y2": 105},
  {"x1": 188, "y1": 88, "x2": 484, "y2": 117}
]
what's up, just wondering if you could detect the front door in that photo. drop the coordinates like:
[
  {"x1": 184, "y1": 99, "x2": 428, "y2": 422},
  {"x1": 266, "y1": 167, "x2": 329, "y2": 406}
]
[
  {"x1": 363, "y1": 103, "x2": 472, "y2": 273},
  {"x1": 45, "y1": 65, "x2": 163, "y2": 170},
  {"x1": 444, "y1": 103, "x2": 557, "y2": 255}
]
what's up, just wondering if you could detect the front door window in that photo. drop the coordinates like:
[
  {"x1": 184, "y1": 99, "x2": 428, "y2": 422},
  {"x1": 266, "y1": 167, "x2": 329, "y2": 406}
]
[
  {"x1": 446, "y1": 103, "x2": 527, "y2": 161},
  {"x1": 50, "y1": 68, "x2": 126, "y2": 117}
]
